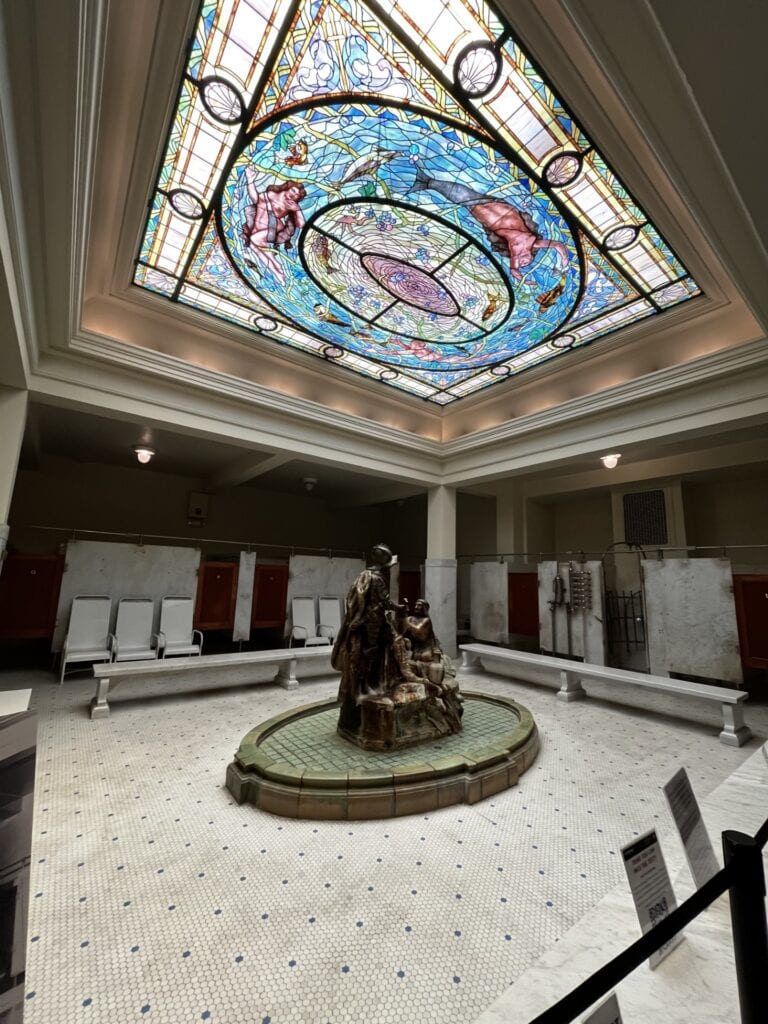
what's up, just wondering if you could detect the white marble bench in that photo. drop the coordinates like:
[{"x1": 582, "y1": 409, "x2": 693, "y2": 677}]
[
  {"x1": 459, "y1": 643, "x2": 752, "y2": 747},
  {"x1": 90, "y1": 646, "x2": 335, "y2": 719}
]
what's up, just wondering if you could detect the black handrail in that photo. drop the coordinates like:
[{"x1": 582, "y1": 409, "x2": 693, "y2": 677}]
[{"x1": 526, "y1": 818, "x2": 768, "y2": 1024}]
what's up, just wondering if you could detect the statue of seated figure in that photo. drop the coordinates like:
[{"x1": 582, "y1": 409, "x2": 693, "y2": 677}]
[
  {"x1": 401, "y1": 599, "x2": 454, "y2": 685},
  {"x1": 333, "y1": 548, "x2": 463, "y2": 749}
]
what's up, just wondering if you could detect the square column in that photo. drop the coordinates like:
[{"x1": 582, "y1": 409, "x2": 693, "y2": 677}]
[
  {"x1": 424, "y1": 558, "x2": 457, "y2": 659},
  {"x1": 425, "y1": 485, "x2": 457, "y2": 657}
]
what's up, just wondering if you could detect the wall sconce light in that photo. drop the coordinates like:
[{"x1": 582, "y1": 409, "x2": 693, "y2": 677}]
[
  {"x1": 133, "y1": 446, "x2": 156, "y2": 465},
  {"x1": 600, "y1": 453, "x2": 621, "y2": 469}
]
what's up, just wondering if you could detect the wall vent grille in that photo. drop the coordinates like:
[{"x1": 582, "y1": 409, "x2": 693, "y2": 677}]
[{"x1": 623, "y1": 489, "x2": 668, "y2": 545}]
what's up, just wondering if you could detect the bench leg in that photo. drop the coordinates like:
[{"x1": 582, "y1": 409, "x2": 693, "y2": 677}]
[
  {"x1": 557, "y1": 670, "x2": 587, "y2": 702},
  {"x1": 90, "y1": 677, "x2": 111, "y2": 719},
  {"x1": 460, "y1": 650, "x2": 482, "y2": 673},
  {"x1": 275, "y1": 658, "x2": 299, "y2": 690},
  {"x1": 719, "y1": 704, "x2": 752, "y2": 747}
]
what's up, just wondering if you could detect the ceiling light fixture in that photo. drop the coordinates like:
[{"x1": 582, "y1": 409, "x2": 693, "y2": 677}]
[
  {"x1": 600, "y1": 453, "x2": 621, "y2": 469},
  {"x1": 133, "y1": 446, "x2": 156, "y2": 465},
  {"x1": 302, "y1": 476, "x2": 317, "y2": 492}
]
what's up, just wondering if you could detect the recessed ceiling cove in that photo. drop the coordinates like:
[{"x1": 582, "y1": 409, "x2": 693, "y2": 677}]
[{"x1": 134, "y1": 0, "x2": 700, "y2": 404}]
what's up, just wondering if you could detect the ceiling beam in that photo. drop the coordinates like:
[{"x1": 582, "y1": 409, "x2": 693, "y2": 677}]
[
  {"x1": 334, "y1": 482, "x2": 427, "y2": 508},
  {"x1": 207, "y1": 452, "x2": 292, "y2": 492}
]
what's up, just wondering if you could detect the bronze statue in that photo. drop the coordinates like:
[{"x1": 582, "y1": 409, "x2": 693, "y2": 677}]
[{"x1": 333, "y1": 545, "x2": 462, "y2": 750}]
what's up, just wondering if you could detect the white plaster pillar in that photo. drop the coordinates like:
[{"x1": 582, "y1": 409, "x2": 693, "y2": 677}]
[
  {"x1": 0, "y1": 386, "x2": 27, "y2": 574},
  {"x1": 425, "y1": 485, "x2": 457, "y2": 657}
]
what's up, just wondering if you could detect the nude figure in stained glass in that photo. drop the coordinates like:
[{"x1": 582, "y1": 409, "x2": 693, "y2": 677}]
[
  {"x1": 412, "y1": 170, "x2": 568, "y2": 281},
  {"x1": 241, "y1": 169, "x2": 307, "y2": 283}
]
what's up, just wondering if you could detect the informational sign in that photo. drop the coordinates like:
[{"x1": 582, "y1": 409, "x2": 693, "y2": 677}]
[
  {"x1": 582, "y1": 991, "x2": 623, "y2": 1024},
  {"x1": 663, "y1": 767, "x2": 719, "y2": 888},
  {"x1": 621, "y1": 829, "x2": 683, "y2": 968}
]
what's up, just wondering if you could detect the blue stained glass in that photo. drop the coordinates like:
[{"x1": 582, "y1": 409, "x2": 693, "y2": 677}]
[
  {"x1": 219, "y1": 102, "x2": 580, "y2": 373},
  {"x1": 134, "y1": 0, "x2": 702, "y2": 402}
]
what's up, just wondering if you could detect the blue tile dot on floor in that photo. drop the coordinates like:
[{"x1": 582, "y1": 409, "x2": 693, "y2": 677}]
[{"x1": 15, "y1": 668, "x2": 762, "y2": 1024}]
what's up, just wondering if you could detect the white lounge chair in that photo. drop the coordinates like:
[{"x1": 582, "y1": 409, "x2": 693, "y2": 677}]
[
  {"x1": 289, "y1": 597, "x2": 331, "y2": 647},
  {"x1": 113, "y1": 598, "x2": 157, "y2": 663},
  {"x1": 156, "y1": 597, "x2": 203, "y2": 658},
  {"x1": 318, "y1": 597, "x2": 342, "y2": 643},
  {"x1": 59, "y1": 595, "x2": 114, "y2": 684}
]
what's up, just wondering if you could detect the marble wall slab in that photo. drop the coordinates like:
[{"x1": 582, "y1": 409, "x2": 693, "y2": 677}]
[
  {"x1": 52, "y1": 540, "x2": 201, "y2": 651},
  {"x1": 470, "y1": 562, "x2": 508, "y2": 644},
  {"x1": 232, "y1": 551, "x2": 256, "y2": 641},
  {"x1": 474, "y1": 741, "x2": 768, "y2": 1024},
  {"x1": 286, "y1": 555, "x2": 364, "y2": 639},
  {"x1": 457, "y1": 561, "x2": 471, "y2": 631},
  {"x1": 642, "y1": 559, "x2": 742, "y2": 683},
  {"x1": 424, "y1": 557, "x2": 457, "y2": 657},
  {"x1": 538, "y1": 561, "x2": 606, "y2": 664}
]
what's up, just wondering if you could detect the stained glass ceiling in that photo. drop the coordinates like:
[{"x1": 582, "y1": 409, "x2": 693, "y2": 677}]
[{"x1": 134, "y1": 0, "x2": 701, "y2": 405}]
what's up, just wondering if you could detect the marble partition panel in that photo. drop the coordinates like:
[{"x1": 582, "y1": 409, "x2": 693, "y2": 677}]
[
  {"x1": 537, "y1": 561, "x2": 606, "y2": 663},
  {"x1": 424, "y1": 557, "x2": 457, "y2": 657},
  {"x1": 52, "y1": 540, "x2": 201, "y2": 651},
  {"x1": 232, "y1": 551, "x2": 256, "y2": 641},
  {"x1": 470, "y1": 562, "x2": 508, "y2": 644},
  {"x1": 642, "y1": 558, "x2": 742, "y2": 683},
  {"x1": 286, "y1": 555, "x2": 365, "y2": 638}
]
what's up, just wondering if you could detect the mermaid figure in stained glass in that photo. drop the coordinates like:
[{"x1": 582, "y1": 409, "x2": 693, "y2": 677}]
[
  {"x1": 412, "y1": 170, "x2": 568, "y2": 281},
  {"x1": 241, "y1": 168, "x2": 307, "y2": 283}
]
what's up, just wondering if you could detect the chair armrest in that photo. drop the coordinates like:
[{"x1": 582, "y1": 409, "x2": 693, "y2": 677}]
[
  {"x1": 318, "y1": 624, "x2": 334, "y2": 638},
  {"x1": 193, "y1": 630, "x2": 204, "y2": 653},
  {"x1": 290, "y1": 624, "x2": 308, "y2": 648},
  {"x1": 107, "y1": 633, "x2": 117, "y2": 661}
]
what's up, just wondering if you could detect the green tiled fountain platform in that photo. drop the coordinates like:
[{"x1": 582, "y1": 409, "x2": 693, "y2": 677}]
[{"x1": 226, "y1": 691, "x2": 539, "y2": 819}]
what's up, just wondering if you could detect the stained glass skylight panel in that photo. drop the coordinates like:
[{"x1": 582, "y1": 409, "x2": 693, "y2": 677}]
[{"x1": 135, "y1": 0, "x2": 701, "y2": 404}]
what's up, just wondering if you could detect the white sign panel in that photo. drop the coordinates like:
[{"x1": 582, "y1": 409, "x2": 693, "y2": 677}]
[
  {"x1": 583, "y1": 992, "x2": 623, "y2": 1024},
  {"x1": 664, "y1": 767, "x2": 719, "y2": 888},
  {"x1": 621, "y1": 829, "x2": 683, "y2": 968}
]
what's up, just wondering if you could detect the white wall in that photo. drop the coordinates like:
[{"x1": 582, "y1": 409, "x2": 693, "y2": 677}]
[
  {"x1": 52, "y1": 539, "x2": 201, "y2": 651},
  {"x1": 553, "y1": 492, "x2": 613, "y2": 556},
  {"x1": 684, "y1": 471, "x2": 768, "y2": 564}
]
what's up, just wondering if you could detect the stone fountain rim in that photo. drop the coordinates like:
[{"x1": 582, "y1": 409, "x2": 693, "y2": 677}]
[{"x1": 226, "y1": 691, "x2": 540, "y2": 819}]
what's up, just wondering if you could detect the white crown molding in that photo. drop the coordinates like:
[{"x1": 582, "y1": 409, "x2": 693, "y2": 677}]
[
  {"x1": 30, "y1": 344, "x2": 447, "y2": 490},
  {"x1": 0, "y1": 3, "x2": 43, "y2": 382},
  {"x1": 66, "y1": 328, "x2": 444, "y2": 453},
  {"x1": 68, "y1": 0, "x2": 109, "y2": 340},
  {"x1": 555, "y1": 0, "x2": 768, "y2": 330},
  {"x1": 443, "y1": 336, "x2": 768, "y2": 457},
  {"x1": 38, "y1": 325, "x2": 768, "y2": 494}
]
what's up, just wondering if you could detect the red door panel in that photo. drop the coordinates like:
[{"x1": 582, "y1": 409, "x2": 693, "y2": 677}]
[
  {"x1": 0, "y1": 554, "x2": 64, "y2": 639},
  {"x1": 194, "y1": 561, "x2": 238, "y2": 630},
  {"x1": 252, "y1": 564, "x2": 289, "y2": 629},
  {"x1": 508, "y1": 572, "x2": 539, "y2": 636},
  {"x1": 733, "y1": 575, "x2": 768, "y2": 669}
]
